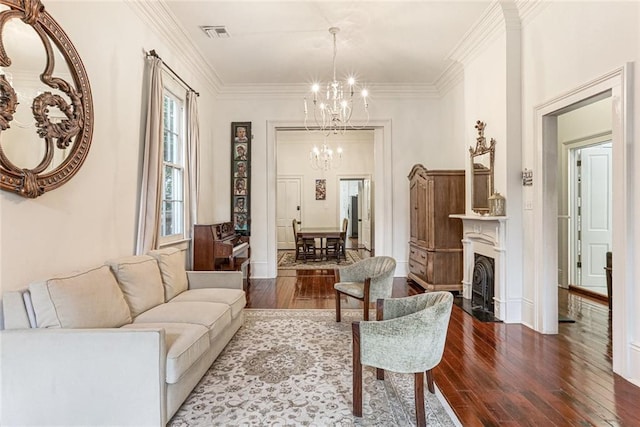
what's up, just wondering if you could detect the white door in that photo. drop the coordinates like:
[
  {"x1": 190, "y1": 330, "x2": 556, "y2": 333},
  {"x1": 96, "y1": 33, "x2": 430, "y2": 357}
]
[
  {"x1": 573, "y1": 143, "x2": 612, "y2": 292},
  {"x1": 276, "y1": 177, "x2": 302, "y2": 250},
  {"x1": 360, "y1": 179, "x2": 372, "y2": 251}
]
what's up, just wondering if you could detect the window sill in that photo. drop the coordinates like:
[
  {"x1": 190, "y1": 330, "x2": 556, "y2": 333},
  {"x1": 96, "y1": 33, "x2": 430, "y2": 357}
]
[{"x1": 159, "y1": 238, "x2": 191, "y2": 251}]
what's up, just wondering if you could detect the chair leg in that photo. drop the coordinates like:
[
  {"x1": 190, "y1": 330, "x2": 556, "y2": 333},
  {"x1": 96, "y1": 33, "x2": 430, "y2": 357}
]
[
  {"x1": 414, "y1": 372, "x2": 426, "y2": 427},
  {"x1": 363, "y1": 278, "x2": 371, "y2": 321},
  {"x1": 335, "y1": 290, "x2": 342, "y2": 322},
  {"x1": 376, "y1": 368, "x2": 384, "y2": 380},
  {"x1": 352, "y1": 323, "x2": 363, "y2": 417},
  {"x1": 426, "y1": 369, "x2": 435, "y2": 394}
]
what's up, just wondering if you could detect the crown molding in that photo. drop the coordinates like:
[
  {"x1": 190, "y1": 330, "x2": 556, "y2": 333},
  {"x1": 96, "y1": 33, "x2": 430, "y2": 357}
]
[
  {"x1": 447, "y1": 0, "x2": 533, "y2": 66},
  {"x1": 434, "y1": 61, "x2": 464, "y2": 96},
  {"x1": 448, "y1": 1, "x2": 504, "y2": 65},
  {"x1": 516, "y1": 0, "x2": 548, "y2": 27},
  {"x1": 125, "y1": 0, "x2": 222, "y2": 95}
]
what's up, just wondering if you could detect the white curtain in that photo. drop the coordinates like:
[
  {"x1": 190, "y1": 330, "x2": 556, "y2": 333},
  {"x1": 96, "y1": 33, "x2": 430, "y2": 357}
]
[
  {"x1": 135, "y1": 56, "x2": 164, "y2": 255},
  {"x1": 185, "y1": 91, "x2": 200, "y2": 268}
]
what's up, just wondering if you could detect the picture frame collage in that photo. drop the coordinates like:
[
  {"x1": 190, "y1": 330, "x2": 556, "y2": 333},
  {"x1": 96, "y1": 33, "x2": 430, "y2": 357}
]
[{"x1": 232, "y1": 122, "x2": 251, "y2": 236}]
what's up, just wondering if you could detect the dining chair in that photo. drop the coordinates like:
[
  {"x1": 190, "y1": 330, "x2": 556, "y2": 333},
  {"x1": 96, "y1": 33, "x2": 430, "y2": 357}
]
[
  {"x1": 292, "y1": 219, "x2": 316, "y2": 262},
  {"x1": 351, "y1": 292, "x2": 454, "y2": 427},
  {"x1": 326, "y1": 218, "x2": 348, "y2": 262},
  {"x1": 334, "y1": 256, "x2": 396, "y2": 321}
]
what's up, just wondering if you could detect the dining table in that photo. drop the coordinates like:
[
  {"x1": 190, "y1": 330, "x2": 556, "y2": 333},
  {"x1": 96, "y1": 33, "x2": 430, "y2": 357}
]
[{"x1": 297, "y1": 227, "x2": 343, "y2": 261}]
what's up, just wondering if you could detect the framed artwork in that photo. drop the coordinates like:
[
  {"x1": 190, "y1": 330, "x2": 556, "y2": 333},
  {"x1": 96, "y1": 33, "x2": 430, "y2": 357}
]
[
  {"x1": 315, "y1": 179, "x2": 326, "y2": 200},
  {"x1": 231, "y1": 122, "x2": 251, "y2": 235}
]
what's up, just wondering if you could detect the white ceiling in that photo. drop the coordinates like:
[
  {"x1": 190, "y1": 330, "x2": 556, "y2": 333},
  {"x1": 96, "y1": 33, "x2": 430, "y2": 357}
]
[{"x1": 164, "y1": 1, "x2": 492, "y2": 89}]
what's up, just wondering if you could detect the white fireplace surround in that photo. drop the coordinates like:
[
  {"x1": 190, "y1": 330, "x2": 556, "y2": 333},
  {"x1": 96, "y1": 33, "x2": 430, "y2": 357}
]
[{"x1": 450, "y1": 214, "x2": 513, "y2": 322}]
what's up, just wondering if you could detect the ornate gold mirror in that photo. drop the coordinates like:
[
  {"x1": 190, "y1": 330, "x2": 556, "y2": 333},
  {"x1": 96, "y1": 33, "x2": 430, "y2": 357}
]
[
  {"x1": 469, "y1": 120, "x2": 495, "y2": 214},
  {"x1": 0, "y1": 0, "x2": 93, "y2": 198}
]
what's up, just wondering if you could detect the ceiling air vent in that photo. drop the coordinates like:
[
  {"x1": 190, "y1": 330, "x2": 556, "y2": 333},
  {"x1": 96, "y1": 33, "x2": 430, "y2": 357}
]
[{"x1": 201, "y1": 26, "x2": 230, "y2": 39}]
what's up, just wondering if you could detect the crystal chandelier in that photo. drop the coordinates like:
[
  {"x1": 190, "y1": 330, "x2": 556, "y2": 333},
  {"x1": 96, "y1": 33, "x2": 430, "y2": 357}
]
[
  {"x1": 303, "y1": 27, "x2": 369, "y2": 136},
  {"x1": 309, "y1": 139, "x2": 342, "y2": 171}
]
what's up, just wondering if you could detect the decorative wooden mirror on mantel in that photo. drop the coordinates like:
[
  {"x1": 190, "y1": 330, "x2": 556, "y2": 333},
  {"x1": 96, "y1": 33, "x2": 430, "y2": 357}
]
[
  {"x1": 0, "y1": 0, "x2": 93, "y2": 198},
  {"x1": 469, "y1": 120, "x2": 495, "y2": 214}
]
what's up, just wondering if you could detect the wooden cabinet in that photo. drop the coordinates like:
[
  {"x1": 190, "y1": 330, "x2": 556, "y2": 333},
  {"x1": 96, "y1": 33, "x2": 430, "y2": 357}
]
[{"x1": 407, "y1": 165, "x2": 464, "y2": 291}]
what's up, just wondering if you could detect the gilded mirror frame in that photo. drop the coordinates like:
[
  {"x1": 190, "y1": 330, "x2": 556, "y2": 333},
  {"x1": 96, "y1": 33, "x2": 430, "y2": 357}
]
[
  {"x1": 0, "y1": 0, "x2": 93, "y2": 198},
  {"x1": 469, "y1": 120, "x2": 495, "y2": 214}
]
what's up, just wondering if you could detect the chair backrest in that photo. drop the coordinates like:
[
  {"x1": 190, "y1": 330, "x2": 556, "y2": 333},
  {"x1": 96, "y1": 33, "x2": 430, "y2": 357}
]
[
  {"x1": 360, "y1": 292, "x2": 453, "y2": 373},
  {"x1": 291, "y1": 219, "x2": 299, "y2": 240},
  {"x1": 341, "y1": 218, "x2": 348, "y2": 236},
  {"x1": 341, "y1": 256, "x2": 396, "y2": 302}
]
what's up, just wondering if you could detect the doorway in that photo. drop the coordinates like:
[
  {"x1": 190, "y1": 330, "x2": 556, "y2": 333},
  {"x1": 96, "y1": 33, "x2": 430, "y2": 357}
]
[
  {"x1": 535, "y1": 65, "x2": 633, "y2": 379},
  {"x1": 338, "y1": 178, "x2": 373, "y2": 252},
  {"x1": 556, "y1": 96, "x2": 613, "y2": 300}
]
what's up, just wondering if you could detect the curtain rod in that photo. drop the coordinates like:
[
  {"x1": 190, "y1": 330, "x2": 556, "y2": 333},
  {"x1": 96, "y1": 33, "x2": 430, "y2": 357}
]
[{"x1": 146, "y1": 49, "x2": 200, "y2": 97}]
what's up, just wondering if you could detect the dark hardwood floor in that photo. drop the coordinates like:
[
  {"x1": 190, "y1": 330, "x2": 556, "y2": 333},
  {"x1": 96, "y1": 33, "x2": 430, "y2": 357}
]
[{"x1": 246, "y1": 256, "x2": 640, "y2": 426}]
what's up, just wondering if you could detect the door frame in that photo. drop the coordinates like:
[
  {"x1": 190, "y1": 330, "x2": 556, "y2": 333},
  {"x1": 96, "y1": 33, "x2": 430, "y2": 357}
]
[
  {"x1": 534, "y1": 64, "x2": 634, "y2": 380},
  {"x1": 266, "y1": 120, "x2": 392, "y2": 279},
  {"x1": 559, "y1": 133, "x2": 612, "y2": 289}
]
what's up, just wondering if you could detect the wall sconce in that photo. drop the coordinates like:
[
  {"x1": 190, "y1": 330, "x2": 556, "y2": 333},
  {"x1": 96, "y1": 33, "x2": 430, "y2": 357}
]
[{"x1": 522, "y1": 169, "x2": 533, "y2": 186}]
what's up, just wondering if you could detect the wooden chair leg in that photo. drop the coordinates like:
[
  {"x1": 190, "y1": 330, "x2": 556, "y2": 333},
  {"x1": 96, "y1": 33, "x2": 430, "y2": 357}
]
[
  {"x1": 335, "y1": 290, "x2": 342, "y2": 322},
  {"x1": 414, "y1": 371, "x2": 426, "y2": 427},
  {"x1": 376, "y1": 368, "x2": 384, "y2": 380},
  {"x1": 426, "y1": 369, "x2": 435, "y2": 394},
  {"x1": 352, "y1": 323, "x2": 363, "y2": 417},
  {"x1": 363, "y1": 278, "x2": 371, "y2": 321}
]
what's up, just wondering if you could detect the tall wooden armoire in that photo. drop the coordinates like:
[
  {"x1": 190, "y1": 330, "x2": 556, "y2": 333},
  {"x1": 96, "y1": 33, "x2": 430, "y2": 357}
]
[{"x1": 407, "y1": 164, "x2": 464, "y2": 291}]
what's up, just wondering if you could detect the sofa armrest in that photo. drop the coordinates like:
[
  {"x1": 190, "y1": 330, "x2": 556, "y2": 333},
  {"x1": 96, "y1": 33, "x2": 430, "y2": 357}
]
[
  {"x1": 186, "y1": 270, "x2": 243, "y2": 290},
  {"x1": 1, "y1": 328, "x2": 167, "y2": 426}
]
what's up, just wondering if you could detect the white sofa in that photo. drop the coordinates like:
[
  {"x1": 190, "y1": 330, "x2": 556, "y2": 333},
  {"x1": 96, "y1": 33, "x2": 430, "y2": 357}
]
[{"x1": 0, "y1": 247, "x2": 246, "y2": 426}]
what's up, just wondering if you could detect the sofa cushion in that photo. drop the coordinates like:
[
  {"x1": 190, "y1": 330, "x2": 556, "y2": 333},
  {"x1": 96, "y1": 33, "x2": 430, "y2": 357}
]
[
  {"x1": 106, "y1": 255, "x2": 165, "y2": 318},
  {"x1": 29, "y1": 265, "x2": 132, "y2": 328},
  {"x1": 133, "y1": 302, "x2": 232, "y2": 341},
  {"x1": 170, "y1": 289, "x2": 246, "y2": 319},
  {"x1": 147, "y1": 248, "x2": 189, "y2": 301},
  {"x1": 2, "y1": 291, "x2": 32, "y2": 329},
  {"x1": 121, "y1": 322, "x2": 209, "y2": 384}
]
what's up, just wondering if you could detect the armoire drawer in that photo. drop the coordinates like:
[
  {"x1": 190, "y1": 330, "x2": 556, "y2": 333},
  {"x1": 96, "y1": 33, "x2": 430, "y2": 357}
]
[
  {"x1": 409, "y1": 259, "x2": 427, "y2": 278},
  {"x1": 409, "y1": 245, "x2": 427, "y2": 263}
]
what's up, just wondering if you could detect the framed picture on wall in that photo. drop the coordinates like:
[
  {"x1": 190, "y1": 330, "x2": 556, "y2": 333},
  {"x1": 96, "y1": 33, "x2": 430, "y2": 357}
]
[
  {"x1": 315, "y1": 179, "x2": 326, "y2": 200},
  {"x1": 231, "y1": 122, "x2": 251, "y2": 235}
]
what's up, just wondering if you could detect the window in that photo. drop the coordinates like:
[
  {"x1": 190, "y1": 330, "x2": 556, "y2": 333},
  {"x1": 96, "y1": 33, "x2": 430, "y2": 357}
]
[{"x1": 160, "y1": 89, "x2": 185, "y2": 242}]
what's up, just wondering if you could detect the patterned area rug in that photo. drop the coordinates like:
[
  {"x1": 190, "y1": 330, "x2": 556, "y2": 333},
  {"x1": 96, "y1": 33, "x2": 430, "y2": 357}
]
[
  {"x1": 169, "y1": 310, "x2": 459, "y2": 426},
  {"x1": 277, "y1": 249, "x2": 362, "y2": 270}
]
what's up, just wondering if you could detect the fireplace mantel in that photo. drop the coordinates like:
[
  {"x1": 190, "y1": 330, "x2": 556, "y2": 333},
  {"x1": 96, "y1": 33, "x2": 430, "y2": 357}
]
[{"x1": 450, "y1": 214, "x2": 511, "y2": 321}]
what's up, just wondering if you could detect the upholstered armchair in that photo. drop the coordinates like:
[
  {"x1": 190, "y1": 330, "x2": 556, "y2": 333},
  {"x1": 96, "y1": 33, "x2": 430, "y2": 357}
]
[
  {"x1": 352, "y1": 292, "x2": 454, "y2": 427},
  {"x1": 334, "y1": 256, "x2": 396, "y2": 321}
]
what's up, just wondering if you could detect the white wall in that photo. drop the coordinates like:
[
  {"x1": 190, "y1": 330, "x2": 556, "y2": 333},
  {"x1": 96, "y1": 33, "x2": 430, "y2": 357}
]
[
  {"x1": 276, "y1": 130, "x2": 373, "y2": 229},
  {"x1": 0, "y1": 2, "x2": 219, "y2": 302},
  {"x1": 439, "y1": 79, "x2": 467, "y2": 169}
]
